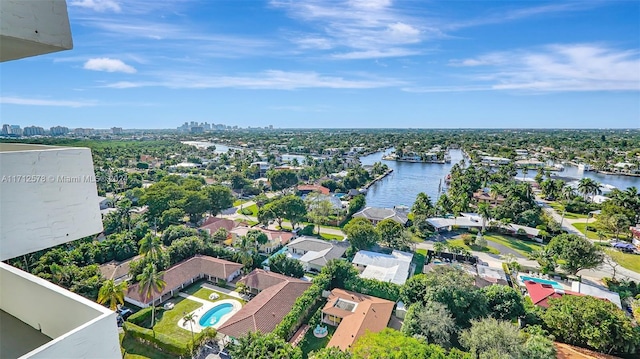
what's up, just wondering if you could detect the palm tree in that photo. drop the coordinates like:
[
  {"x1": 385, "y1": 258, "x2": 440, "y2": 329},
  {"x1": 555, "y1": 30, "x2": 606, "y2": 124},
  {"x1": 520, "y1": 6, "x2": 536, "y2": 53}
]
[
  {"x1": 137, "y1": 263, "x2": 166, "y2": 328},
  {"x1": 138, "y1": 234, "x2": 162, "y2": 261},
  {"x1": 560, "y1": 185, "x2": 575, "y2": 201},
  {"x1": 477, "y1": 202, "x2": 491, "y2": 233},
  {"x1": 182, "y1": 312, "x2": 198, "y2": 343},
  {"x1": 577, "y1": 178, "x2": 601, "y2": 202},
  {"x1": 489, "y1": 183, "x2": 503, "y2": 206},
  {"x1": 98, "y1": 280, "x2": 128, "y2": 310}
]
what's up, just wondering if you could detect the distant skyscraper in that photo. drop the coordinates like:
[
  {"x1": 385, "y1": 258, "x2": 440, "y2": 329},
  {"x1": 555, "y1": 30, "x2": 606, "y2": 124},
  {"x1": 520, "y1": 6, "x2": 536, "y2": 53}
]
[
  {"x1": 23, "y1": 126, "x2": 45, "y2": 136},
  {"x1": 111, "y1": 127, "x2": 123, "y2": 134},
  {"x1": 50, "y1": 126, "x2": 70, "y2": 136}
]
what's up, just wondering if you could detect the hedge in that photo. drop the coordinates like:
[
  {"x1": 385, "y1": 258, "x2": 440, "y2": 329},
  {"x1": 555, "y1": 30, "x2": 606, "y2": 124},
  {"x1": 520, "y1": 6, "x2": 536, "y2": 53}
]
[
  {"x1": 344, "y1": 277, "x2": 400, "y2": 301},
  {"x1": 273, "y1": 273, "x2": 331, "y2": 340},
  {"x1": 127, "y1": 306, "x2": 157, "y2": 327},
  {"x1": 123, "y1": 322, "x2": 189, "y2": 357}
]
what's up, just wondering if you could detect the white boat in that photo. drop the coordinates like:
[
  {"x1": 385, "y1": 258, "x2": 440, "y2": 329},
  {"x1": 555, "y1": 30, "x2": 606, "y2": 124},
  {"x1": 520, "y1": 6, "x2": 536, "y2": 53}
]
[{"x1": 577, "y1": 163, "x2": 591, "y2": 171}]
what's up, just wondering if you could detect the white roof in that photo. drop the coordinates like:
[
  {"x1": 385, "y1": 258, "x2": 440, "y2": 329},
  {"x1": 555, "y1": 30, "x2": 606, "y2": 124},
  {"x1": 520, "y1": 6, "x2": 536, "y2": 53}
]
[
  {"x1": 426, "y1": 217, "x2": 482, "y2": 229},
  {"x1": 571, "y1": 282, "x2": 622, "y2": 309},
  {"x1": 352, "y1": 250, "x2": 413, "y2": 285},
  {"x1": 507, "y1": 223, "x2": 540, "y2": 237}
]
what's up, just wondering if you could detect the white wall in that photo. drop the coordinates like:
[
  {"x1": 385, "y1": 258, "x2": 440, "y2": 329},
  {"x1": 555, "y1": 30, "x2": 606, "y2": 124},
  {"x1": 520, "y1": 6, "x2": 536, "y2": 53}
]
[
  {"x1": 0, "y1": 0, "x2": 73, "y2": 62},
  {"x1": 0, "y1": 145, "x2": 103, "y2": 260},
  {"x1": 0, "y1": 263, "x2": 121, "y2": 358}
]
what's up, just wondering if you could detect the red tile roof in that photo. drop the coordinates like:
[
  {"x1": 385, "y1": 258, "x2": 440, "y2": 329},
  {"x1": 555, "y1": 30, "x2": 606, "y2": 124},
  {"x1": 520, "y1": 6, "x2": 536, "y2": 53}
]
[
  {"x1": 524, "y1": 280, "x2": 582, "y2": 308},
  {"x1": 238, "y1": 269, "x2": 304, "y2": 292},
  {"x1": 297, "y1": 184, "x2": 330, "y2": 195},
  {"x1": 126, "y1": 255, "x2": 242, "y2": 305},
  {"x1": 324, "y1": 289, "x2": 395, "y2": 351},
  {"x1": 199, "y1": 217, "x2": 239, "y2": 234},
  {"x1": 218, "y1": 269, "x2": 311, "y2": 339}
]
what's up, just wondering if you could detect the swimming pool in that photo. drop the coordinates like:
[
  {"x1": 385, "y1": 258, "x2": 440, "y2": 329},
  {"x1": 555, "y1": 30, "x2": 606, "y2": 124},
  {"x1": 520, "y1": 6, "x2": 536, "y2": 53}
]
[
  {"x1": 519, "y1": 275, "x2": 563, "y2": 289},
  {"x1": 199, "y1": 303, "x2": 233, "y2": 327}
]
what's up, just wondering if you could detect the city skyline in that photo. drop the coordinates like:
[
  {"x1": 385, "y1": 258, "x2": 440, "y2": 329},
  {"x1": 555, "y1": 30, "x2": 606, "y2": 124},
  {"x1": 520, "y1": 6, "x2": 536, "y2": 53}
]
[{"x1": 1, "y1": 0, "x2": 639, "y2": 129}]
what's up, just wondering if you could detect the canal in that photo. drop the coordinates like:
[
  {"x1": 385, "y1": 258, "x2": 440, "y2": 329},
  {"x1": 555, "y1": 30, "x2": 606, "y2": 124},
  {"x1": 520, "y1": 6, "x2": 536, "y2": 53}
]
[
  {"x1": 362, "y1": 149, "x2": 640, "y2": 208},
  {"x1": 360, "y1": 148, "x2": 464, "y2": 208}
]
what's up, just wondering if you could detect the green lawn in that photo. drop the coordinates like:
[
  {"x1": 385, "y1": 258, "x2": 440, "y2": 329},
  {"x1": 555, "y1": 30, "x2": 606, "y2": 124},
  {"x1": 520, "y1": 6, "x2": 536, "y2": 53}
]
[
  {"x1": 606, "y1": 249, "x2": 640, "y2": 273},
  {"x1": 151, "y1": 297, "x2": 202, "y2": 343},
  {"x1": 121, "y1": 333, "x2": 175, "y2": 359},
  {"x1": 447, "y1": 238, "x2": 500, "y2": 255},
  {"x1": 319, "y1": 232, "x2": 345, "y2": 240},
  {"x1": 414, "y1": 249, "x2": 427, "y2": 274},
  {"x1": 183, "y1": 285, "x2": 246, "y2": 304},
  {"x1": 233, "y1": 199, "x2": 247, "y2": 207},
  {"x1": 299, "y1": 325, "x2": 337, "y2": 359},
  {"x1": 571, "y1": 222, "x2": 601, "y2": 240},
  {"x1": 548, "y1": 202, "x2": 588, "y2": 219},
  {"x1": 483, "y1": 234, "x2": 545, "y2": 257},
  {"x1": 237, "y1": 203, "x2": 258, "y2": 216}
]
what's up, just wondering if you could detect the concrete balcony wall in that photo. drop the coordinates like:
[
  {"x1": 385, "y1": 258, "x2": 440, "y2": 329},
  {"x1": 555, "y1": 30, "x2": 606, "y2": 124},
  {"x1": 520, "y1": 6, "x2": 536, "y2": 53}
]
[
  {"x1": 0, "y1": 263, "x2": 121, "y2": 358},
  {"x1": 0, "y1": 144, "x2": 103, "y2": 261},
  {"x1": 0, "y1": 0, "x2": 73, "y2": 62}
]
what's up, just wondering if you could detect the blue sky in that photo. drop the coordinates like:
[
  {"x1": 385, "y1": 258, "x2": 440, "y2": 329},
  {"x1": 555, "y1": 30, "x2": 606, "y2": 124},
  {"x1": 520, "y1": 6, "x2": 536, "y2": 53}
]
[{"x1": 1, "y1": 0, "x2": 639, "y2": 129}]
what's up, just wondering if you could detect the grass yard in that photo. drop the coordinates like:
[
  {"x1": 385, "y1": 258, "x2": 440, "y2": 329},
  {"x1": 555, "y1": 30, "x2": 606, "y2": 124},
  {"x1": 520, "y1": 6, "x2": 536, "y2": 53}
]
[
  {"x1": 237, "y1": 203, "x2": 258, "y2": 216},
  {"x1": 121, "y1": 333, "x2": 176, "y2": 359},
  {"x1": 299, "y1": 325, "x2": 337, "y2": 359},
  {"x1": 183, "y1": 285, "x2": 246, "y2": 304},
  {"x1": 233, "y1": 199, "x2": 247, "y2": 207},
  {"x1": 151, "y1": 297, "x2": 202, "y2": 343},
  {"x1": 548, "y1": 202, "x2": 588, "y2": 219},
  {"x1": 414, "y1": 249, "x2": 426, "y2": 274},
  {"x1": 571, "y1": 222, "x2": 601, "y2": 240},
  {"x1": 483, "y1": 234, "x2": 545, "y2": 257},
  {"x1": 447, "y1": 238, "x2": 500, "y2": 255},
  {"x1": 319, "y1": 232, "x2": 345, "y2": 240},
  {"x1": 606, "y1": 249, "x2": 640, "y2": 274}
]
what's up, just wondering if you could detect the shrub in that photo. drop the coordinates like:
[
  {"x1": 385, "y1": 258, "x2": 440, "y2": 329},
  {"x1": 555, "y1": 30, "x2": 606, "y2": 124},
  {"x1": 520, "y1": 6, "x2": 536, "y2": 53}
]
[
  {"x1": 461, "y1": 233, "x2": 473, "y2": 245},
  {"x1": 345, "y1": 277, "x2": 400, "y2": 301},
  {"x1": 127, "y1": 307, "x2": 156, "y2": 327},
  {"x1": 300, "y1": 224, "x2": 315, "y2": 236}
]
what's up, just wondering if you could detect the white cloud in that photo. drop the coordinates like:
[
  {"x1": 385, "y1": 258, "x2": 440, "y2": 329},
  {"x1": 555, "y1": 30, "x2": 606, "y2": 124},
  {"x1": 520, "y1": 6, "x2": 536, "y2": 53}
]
[
  {"x1": 83, "y1": 58, "x2": 137, "y2": 73},
  {"x1": 448, "y1": 44, "x2": 640, "y2": 92},
  {"x1": 70, "y1": 0, "x2": 121, "y2": 13},
  {"x1": 272, "y1": 0, "x2": 428, "y2": 59},
  {"x1": 332, "y1": 48, "x2": 420, "y2": 60},
  {"x1": 0, "y1": 96, "x2": 96, "y2": 107},
  {"x1": 104, "y1": 70, "x2": 404, "y2": 90}
]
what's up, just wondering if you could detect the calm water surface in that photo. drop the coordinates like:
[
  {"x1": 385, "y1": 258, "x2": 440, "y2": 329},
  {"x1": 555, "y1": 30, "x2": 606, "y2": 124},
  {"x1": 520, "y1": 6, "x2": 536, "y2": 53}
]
[
  {"x1": 360, "y1": 148, "x2": 464, "y2": 208},
  {"x1": 363, "y1": 149, "x2": 639, "y2": 208}
]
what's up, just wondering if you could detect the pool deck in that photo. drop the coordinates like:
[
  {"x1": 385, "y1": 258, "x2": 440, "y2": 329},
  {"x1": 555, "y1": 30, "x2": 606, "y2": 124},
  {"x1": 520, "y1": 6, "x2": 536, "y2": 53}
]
[{"x1": 176, "y1": 294, "x2": 242, "y2": 333}]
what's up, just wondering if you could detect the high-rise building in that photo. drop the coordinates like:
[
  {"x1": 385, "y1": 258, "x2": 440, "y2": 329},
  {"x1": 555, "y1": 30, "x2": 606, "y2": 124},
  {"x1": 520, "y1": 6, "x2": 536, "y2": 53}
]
[
  {"x1": 23, "y1": 126, "x2": 45, "y2": 136},
  {"x1": 50, "y1": 126, "x2": 70, "y2": 136},
  {"x1": 111, "y1": 127, "x2": 123, "y2": 135},
  {"x1": 1, "y1": 1, "x2": 121, "y2": 358}
]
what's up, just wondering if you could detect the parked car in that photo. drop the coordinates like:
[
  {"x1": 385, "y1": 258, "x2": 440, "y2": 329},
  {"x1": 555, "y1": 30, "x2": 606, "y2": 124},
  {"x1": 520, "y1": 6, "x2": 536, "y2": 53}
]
[{"x1": 117, "y1": 307, "x2": 133, "y2": 320}]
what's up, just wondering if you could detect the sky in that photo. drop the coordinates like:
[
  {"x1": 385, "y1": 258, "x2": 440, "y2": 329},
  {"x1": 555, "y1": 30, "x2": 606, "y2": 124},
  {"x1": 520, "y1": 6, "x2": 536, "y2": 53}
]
[{"x1": 1, "y1": 0, "x2": 639, "y2": 129}]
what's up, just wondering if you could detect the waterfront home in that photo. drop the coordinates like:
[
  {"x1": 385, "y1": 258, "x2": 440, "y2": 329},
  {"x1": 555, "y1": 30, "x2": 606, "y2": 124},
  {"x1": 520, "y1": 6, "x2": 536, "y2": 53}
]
[
  {"x1": 286, "y1": 237, "x2": 349, "y2": 272},
  {"x1": 322, "y1": 288, "x2": 394, "y2": 351},
  {"x1": 351, "y1": 250, "x2": 413, "y2": 285},
  {"x1": 297, "y1": 184, "x2": 330, "y2": 195},
  {"x1": 473, "y1": 190, "x2": 506, "y2": 205},
  {"x1": 218, "y1": 270, "x2": 311, "y2": 341},
  {"x1": 481, "y1": 156, "x2": 511, "y2": 166},
  {"x1": 124, "y1": 255, "x2": 243, "y2": 307},
  {"x1": 352, "y1": 206, "x2": 408, "y2": 225}
]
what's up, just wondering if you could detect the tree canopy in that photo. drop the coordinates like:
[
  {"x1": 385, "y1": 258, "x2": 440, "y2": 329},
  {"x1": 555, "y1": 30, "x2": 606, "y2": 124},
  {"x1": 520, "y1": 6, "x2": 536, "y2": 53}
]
[
  {"x1": 547, "y1": 234, "x2": 603, "y2": 275},
  {"x1": 344, "y1": 217, "x2": 380, "y2": 250}
]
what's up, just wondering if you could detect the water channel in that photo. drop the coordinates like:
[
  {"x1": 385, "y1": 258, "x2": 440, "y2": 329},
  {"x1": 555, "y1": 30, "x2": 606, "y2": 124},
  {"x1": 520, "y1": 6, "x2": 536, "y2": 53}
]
[{"x1": 361, "y1": 149, "x2": 640, "y2": 208}]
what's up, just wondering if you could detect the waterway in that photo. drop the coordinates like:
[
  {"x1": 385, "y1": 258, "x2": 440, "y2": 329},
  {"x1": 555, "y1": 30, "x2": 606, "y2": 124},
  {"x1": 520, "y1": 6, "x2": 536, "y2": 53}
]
[
  {"x1": 517, "y1": 165, "x2": 640, "y2": 192},
  {"x1": 362, "y1": 149, "x2": 640, "y2": 208},
  {"x1": 360, "y1": 148, "x2": 464, "y2": 208}
]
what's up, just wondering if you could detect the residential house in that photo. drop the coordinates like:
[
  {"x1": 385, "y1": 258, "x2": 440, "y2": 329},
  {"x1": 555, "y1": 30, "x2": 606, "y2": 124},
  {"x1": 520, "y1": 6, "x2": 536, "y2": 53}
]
[
  {"x1": 570, "y1": 282, "x2": 622, "y2": 309},
  {"x1": 475, "y1": 266, "x2": 509, "y2": 287},
  {"x1": 351, "y1": 250, "x2": 413, "y2": 285},
  {"x1": 352, "y1": 206, "x2": 408, "y2": 226},
  {"x1": 473, "y1": 190, "x2": 506, "y2": 205},
  {"x1": 229, "y1": 226, "x2": 294, "y2": 254},
  {"x1": 125, "y1": 255, "x2": 243, "y2": 307},
  {"x1": 481, "y1": 156, "x2": 511, "y2": 166},
  {"x1": 322, "y1": 289, "x2": 394, "y2": 351},
  {"x1": 218, "y1": 269, "x2": 311, "y2": 340},
  {"x1": 285, "y1": 237, "x2": 349, "y2": 272},
  {"x1": 524, "y1": 281, "x2": 582, "y2": 308},
  {"x1": 199, "y1": 217, "x2": 240, "y2": 236},
  {"x1": 297, "y1": 184, "x2": 330, "y2": 195}
]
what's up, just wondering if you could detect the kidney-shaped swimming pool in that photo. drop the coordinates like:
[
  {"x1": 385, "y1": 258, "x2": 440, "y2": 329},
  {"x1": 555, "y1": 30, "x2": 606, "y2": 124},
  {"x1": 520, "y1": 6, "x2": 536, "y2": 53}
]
[{"x1": 199, "y1": 303, "x2": 234, "y2": 327}]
